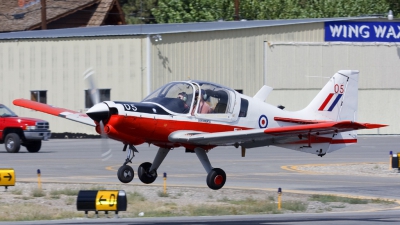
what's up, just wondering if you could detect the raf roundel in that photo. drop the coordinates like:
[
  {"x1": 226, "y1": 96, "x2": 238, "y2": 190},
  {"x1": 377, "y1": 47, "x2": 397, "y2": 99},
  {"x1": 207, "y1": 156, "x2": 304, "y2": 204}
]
[{"x1": 258, "y1": 115, "x2": 268, "y2": 128}]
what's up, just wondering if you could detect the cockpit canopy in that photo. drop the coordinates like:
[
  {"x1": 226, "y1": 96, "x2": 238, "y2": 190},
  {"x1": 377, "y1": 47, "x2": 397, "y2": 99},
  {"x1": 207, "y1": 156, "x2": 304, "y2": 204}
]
[
  {"x1": 142, "y1": 82, "x2": 194, "y2": 114},
  {"x1": 142, "y1": 81, "x2": 237, "y2": 117}
]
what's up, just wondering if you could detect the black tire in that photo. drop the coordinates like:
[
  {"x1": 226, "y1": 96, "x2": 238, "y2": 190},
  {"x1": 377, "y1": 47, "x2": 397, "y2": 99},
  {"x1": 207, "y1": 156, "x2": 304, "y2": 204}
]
[
  {"x1": 117, "y1": 165, "x2": 134, "y2": 183},
  {"x1": 5, "y1": 133, "x2": 21, "y2": 153},
  {"x1": 26, "y1": 141, "x2": 42, "y2": 153},
  {"x1": 138, "y1": 162, "x2": 158, "y2": 184},
  {"x1": 206, "y1": 168, "x2": 226, "y2": 190}
]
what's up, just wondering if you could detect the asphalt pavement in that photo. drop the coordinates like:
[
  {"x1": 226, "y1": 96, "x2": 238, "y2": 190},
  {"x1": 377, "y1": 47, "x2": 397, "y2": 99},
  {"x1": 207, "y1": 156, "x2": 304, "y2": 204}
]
[{"x1": 1, "y1": 135, "x2": 400, "y2": 224}]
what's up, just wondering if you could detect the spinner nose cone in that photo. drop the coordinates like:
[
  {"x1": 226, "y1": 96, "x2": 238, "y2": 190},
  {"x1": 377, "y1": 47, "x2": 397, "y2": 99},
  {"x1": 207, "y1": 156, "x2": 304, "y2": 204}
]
[{"x1": 86, "y1": 103, "x2": 110, "y2": 122}]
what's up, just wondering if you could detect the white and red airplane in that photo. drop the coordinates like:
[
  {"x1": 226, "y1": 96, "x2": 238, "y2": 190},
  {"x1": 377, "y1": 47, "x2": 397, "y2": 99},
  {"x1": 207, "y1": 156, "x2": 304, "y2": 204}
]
[{"x1": 13, "y1": 69, "x2": 386, "y2": 190}]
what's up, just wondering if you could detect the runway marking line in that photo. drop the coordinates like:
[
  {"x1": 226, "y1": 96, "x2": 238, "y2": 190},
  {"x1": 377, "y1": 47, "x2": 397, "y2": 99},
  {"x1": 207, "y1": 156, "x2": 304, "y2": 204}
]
[{"x1": 281, "y1": 162, "x2": 387, "y2": 175}]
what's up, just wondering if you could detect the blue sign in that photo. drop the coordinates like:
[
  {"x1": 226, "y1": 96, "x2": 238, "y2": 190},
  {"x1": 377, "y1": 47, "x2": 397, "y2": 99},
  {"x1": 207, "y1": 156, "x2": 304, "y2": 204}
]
[{"x1": 325, "y1": 21, "x2": 400, "y2": 42}]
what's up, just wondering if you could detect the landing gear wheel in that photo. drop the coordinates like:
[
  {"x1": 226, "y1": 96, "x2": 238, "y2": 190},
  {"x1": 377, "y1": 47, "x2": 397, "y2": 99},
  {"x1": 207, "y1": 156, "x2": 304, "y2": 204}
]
[
  {"x1": 5, "y1": 133, "x2": 21, "y2": 153},
  {"x1": 117, "y1": 165, "x2": 134, "y2": 183},
  {"x1": 26, "y1": 141, "x2": 42, "y2": 153},
  {"x1": 206, "y1": 168, "x2": 226, "y2": 190},
  {"x1": 138, "y1": 162, "x2": 158, "y2": 184}
]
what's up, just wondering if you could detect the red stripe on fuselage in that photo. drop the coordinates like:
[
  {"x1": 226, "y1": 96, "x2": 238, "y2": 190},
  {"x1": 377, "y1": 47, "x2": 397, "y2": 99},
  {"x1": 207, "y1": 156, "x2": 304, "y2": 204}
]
[
  {"x1": 106, "y1": 114, "x2": 250, "y2": 145},
  {"x1": 318, "y1": 93, "x2": 334, "y2": 111}
]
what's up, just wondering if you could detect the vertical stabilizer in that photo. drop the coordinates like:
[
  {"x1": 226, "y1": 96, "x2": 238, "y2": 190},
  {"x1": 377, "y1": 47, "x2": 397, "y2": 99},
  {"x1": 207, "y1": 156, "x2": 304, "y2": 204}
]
[{"x1": 301, "y1": 70, "x2": 359, "y2": 122}]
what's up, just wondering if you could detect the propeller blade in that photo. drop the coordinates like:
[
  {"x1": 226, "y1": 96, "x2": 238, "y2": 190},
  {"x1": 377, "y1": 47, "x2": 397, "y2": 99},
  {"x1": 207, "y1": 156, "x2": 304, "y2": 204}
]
[
  {"x1": 83, "y1": 68, "x2": 113, "y2": 161},
  {"x1": 100, "y1": 120, "x2": 113, "y2": 161},
  {"x1": 83, "y1": 68, "x2": 100, "y2": 105}
]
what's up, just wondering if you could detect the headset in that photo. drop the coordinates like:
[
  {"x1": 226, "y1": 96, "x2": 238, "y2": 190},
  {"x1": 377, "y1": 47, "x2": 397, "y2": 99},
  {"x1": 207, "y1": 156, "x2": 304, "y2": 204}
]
[
  {"x1": 200, "y1": 89, "x2": 207, "y2": 101},
  {"x1": 178, "y1": 92, "x2": 187, "y2": 102}
]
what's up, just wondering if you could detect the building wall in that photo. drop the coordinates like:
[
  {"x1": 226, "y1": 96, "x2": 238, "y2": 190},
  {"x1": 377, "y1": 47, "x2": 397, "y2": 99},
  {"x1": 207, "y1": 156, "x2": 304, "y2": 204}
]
[
  {"x1": 150, "y1": 23, "x2": 325, "y2": 96},
  {"x1": 0, "y1": 37, "x2": 143, "y2": 134}
]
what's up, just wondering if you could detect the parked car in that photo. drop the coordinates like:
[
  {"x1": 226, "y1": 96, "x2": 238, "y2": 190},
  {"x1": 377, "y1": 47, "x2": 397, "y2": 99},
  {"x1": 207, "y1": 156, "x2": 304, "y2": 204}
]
[{"x1": 0, "y1": 103, "x2": 51, "y2": 153}]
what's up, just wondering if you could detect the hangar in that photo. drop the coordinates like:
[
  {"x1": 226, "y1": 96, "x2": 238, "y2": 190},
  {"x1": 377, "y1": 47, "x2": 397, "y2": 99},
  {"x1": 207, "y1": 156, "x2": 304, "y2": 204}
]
[{"x1": 0, "y1": 16, "x2": 398, "y2": 134}]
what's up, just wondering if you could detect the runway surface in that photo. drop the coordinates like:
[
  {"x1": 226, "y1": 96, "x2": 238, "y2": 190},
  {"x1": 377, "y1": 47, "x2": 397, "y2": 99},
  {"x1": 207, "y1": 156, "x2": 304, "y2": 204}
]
[{"x1": 1, "y1": 135, "x2": 400, "y2": 224}]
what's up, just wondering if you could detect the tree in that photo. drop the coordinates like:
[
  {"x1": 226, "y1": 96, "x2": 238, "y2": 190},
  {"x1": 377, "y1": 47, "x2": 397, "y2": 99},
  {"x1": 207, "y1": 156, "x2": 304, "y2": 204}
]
[
  {"x1": 386, "y1": 0, "x2": 400, "y2": 17},
  {"x1": 123, "y1": 0, "x2": 395, "y2": 24},
  {"x1": 121, "y1": 0, "x2": 158, "y2": 24},
  {"x1": 152, "y1": 0, "x2": 234, "y2": 23}
]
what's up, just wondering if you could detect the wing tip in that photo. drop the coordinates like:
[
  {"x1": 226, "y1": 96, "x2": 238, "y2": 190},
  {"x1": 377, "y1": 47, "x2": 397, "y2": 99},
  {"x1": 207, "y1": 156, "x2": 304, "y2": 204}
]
[{"x1": 364, "y1": 123, "x2": 388, "y2": 129}]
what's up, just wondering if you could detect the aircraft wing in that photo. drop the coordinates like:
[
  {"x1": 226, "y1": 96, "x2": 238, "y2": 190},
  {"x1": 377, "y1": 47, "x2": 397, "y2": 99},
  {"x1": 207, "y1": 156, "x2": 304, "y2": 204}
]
[
  {"x1": 168, "y1": 121, "x2": 387, "y2": 148},
  {"x1": 13, "y1": 99, "x2": 95, "y2": 127}
]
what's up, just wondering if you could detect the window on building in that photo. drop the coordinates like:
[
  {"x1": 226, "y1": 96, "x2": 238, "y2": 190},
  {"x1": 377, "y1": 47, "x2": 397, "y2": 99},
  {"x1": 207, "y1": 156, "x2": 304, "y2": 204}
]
[
  {"x1": 85, "y1": 89, "x2": 111, "y2": 108},
  {"x1": 30, "y1": 90, "x2": 47, "y2": 104}
]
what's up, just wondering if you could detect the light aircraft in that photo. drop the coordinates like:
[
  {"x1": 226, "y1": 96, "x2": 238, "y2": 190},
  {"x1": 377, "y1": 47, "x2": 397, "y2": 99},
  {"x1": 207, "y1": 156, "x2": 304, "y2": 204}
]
[{"x1": 13, "y1": 69, "x2": 386, "y2": 190}]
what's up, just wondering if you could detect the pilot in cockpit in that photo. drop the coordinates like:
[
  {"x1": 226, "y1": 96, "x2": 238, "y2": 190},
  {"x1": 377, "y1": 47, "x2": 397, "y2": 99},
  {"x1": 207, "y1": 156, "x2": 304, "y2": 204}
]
[{"x1": 177, "y1": 92, "x2": 190, "y2": 113}]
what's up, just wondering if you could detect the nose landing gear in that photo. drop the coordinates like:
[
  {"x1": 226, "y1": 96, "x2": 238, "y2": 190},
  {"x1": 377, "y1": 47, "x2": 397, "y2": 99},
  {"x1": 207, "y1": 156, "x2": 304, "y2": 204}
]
[{"x1": 117, "y1": 144, "x2": 137, "y2": 183}]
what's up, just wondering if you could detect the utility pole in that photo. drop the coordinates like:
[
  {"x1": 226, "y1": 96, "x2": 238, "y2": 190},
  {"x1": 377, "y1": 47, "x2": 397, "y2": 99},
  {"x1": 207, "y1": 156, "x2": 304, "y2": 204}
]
[
  {"x1": 234, "y1": 0, "x2": 240, "y2": 21},
  {"x1": 41, "y1": 0, "x2": 47, "y2": 29}
]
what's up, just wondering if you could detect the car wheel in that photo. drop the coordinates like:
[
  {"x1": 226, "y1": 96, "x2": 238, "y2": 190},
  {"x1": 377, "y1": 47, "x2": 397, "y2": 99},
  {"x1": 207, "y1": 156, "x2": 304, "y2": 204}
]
[
  {"x1": 5, "y1": 133, "x2": 21, "y2": 153},
  {"x1": 26, "y1": 141, "x2": 42, "y2": 153}
]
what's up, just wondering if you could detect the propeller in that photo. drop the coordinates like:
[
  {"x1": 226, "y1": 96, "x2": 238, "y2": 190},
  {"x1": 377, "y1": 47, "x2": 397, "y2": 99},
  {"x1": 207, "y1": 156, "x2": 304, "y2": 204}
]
[{"x1": 84, "y1": 68, "x2": 113, "y2": 161}]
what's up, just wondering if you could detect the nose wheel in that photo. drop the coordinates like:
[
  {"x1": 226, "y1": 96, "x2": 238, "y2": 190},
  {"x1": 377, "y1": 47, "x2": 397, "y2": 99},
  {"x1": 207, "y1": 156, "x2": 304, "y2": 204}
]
[{"x1": 117, "y1": 165, "x2": 134, "y2": 183}]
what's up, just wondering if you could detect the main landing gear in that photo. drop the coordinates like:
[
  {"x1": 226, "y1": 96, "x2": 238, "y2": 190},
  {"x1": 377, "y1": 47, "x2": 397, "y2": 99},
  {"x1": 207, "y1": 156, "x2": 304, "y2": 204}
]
[
  {"x1": 116, "y1": 145, "x2": 170, "y2": 185},
  {"x1": 195, "y1": 147, "x2": 226, "y2": 190},
  {"x1": 116, "y1": 145, "x2": 226, "y2": 190}
]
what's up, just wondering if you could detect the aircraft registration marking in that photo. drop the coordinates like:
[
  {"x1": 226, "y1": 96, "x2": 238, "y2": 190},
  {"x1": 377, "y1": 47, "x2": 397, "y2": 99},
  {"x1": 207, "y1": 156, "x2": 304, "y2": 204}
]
[
  {"x1": 122, "y1": 104, "x2": 137, "y2": 111},
  {"x1": 198, "y1": 119, "x2": 211, "y2": 123}
]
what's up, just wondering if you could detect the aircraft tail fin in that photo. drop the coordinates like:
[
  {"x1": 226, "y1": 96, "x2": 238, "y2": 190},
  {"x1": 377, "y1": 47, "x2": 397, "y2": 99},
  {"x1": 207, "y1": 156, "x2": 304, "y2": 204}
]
[{"x1": 301, "y1": 70, "x2": 359, "y2": 122}]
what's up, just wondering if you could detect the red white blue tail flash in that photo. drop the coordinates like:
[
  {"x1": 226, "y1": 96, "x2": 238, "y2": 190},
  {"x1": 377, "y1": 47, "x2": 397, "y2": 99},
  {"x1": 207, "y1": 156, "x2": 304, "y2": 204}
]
[{"x1": 318, "y1": 93, "x2": 343, "y2": 111}]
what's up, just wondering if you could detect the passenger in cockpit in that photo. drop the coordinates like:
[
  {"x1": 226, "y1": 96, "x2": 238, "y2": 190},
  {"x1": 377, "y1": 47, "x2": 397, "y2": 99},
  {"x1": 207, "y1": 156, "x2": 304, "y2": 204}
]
[{"x1": 191, "y1": 90, "x2": 212, "y2": 115}]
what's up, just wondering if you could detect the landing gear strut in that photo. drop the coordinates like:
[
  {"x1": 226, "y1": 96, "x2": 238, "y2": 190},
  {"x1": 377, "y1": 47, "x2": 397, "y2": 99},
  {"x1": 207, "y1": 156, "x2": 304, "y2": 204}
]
[
  {"x1": 138, "y1": 148, "x2": 170, "y2": 184},
  {"x1": 117, "y1": 144, "x2": 137, "y2": 183},
  {"x1": 194, "y1": 147, "x2": 226, "y2": 190}
]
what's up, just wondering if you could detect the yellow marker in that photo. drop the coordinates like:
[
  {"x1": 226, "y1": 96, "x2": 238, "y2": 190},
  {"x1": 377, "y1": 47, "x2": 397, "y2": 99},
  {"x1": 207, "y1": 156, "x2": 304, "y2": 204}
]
[
  {"x1": 163, "y1": 172, "x2": 167, "y2": 194},
  {"x1": 0, "y1": 168, "x2": 16, "y2": 186},
  {"x1": 37, "y1": 169, "x2": 42, "y2": 190},
  {"x1": 96, "y1": 191, "x2": 118, "y2": 211},
  {"x1": 277, "y1": 187, "x2": 282, "y2": 210}
]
